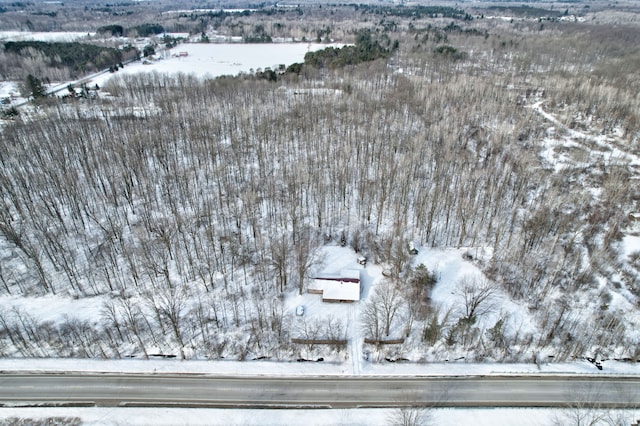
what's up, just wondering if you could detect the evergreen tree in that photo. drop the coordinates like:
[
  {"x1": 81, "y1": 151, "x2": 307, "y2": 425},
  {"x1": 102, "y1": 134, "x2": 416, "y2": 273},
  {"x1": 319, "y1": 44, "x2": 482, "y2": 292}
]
[
  {"x1": 143, "y1": 44, "x2": 155, "y2": 57},
  {"x1": 26, "y1": 74, "x2": 47, "y2": 99}
]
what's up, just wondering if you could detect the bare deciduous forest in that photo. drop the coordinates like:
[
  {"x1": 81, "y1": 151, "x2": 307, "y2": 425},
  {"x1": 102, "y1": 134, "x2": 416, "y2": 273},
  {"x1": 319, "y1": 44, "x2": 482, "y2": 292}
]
[{"x1": 0, "y1": 0, "x2": 638, "y2": 364}]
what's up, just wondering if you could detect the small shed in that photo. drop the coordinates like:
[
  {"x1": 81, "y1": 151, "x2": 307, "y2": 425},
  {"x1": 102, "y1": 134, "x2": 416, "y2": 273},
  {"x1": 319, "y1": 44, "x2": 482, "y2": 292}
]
[{"x1": 407, "y1": 241, "x2": 418, "y2": 255}]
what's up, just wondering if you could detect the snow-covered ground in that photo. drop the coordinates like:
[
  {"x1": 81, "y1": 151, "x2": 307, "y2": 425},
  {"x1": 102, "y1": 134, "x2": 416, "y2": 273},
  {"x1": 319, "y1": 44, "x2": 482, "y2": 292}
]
[
  {"x1": 0, "y1": 406, "x2": 624, "y2": 426},
  {"x1": 88, "y1": 42, "x2": 340, "y2": 88},
  {"x1": 2, "y1": 28, "x2": 639, "y2": 425},
  {"x1": 534, "y1": 100, "x2": 640, "y2": 173},
  {"x1": 0, "y1": 356, "x2": 637, "y2": 376},
  {"x1": 621, "y1": 235, "x2": 640, "y2": 260},
  {"x1": 1, "y1": 41, "x2": 341, "y2": 103},
  {"x1": 0, "y1": 29, "x2": 340, "y2": 106},
  {"x1": 0, "y1": 31, "x2": 94, "y2": 42},
  {"x1": 0, "y1": 81, "x2": 20, "y2": 101},
  {"x1": 0, "y1": 244, "x2": 525, "y2": 361},
  {"x1": 1, "y1": 243, "x2": 636, "y2": 369},
  {"x1": 0, "y1": 245, "x2": 636, "y2": 375},
  {"x1": 530, "y1": 96, "x2": 640, "y2": 352}
]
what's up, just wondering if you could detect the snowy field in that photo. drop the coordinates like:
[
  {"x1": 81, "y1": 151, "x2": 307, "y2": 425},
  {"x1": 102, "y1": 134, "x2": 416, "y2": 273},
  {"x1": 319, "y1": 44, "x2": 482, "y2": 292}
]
[
  {"x1": 89, "y1": 42, "x2": 340, "y2": 87},
  {"x1": 1, "y1": 41, "x2": 341, "y2": 102},
  {"x1": 0, "y1": 31, "x2": 94, "y2": 42},
  {"x1": 0, "y1": 32, "x2": 340, "y2": 105},
  {"x1": 0, "y1": 81, "x2": 19, "y2": 100}
]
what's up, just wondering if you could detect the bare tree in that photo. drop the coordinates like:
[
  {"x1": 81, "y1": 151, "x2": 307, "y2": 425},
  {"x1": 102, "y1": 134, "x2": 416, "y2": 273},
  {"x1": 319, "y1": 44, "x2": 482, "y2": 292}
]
[
  {"x1": 362, "y1": 279, "x2": 405, "y2": 339},
  {"x1": 552, "y1": 382, "x2": 607, "y2": 426},
  {"x1": 294, "y1": 318, "x2": 323, "y2": 353},
  {"x1": 269, "y1": 234, "x2": 290, "y2": 293},
  {"x1": 294, "y1": 227, "x2": 324, "y2": 295},
  {"x1": 455, "y1": 276, "x2": 498, "y2": 323},
  {"x1": 386, "y1": 390, "x2": 440, "y2": 426},
  {"x1": 114, "y1": 297, "x2": 151, "y2": 359},
  {"x1": 145, "y1": 285, "x2": 189, "y2": 359},
  {"x1": 386, "y1": 406, "x2": 431, "y2": 426}
]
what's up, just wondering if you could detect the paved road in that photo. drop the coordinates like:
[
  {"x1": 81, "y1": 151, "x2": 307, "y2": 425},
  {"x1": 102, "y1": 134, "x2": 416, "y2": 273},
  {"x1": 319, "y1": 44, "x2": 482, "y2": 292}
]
[
  {"x1": 0, "y1": 374, "x2": 639, "y2": 408},
  {"x1": 10, "y1": 53, "x2": 146, "y2": 108}
]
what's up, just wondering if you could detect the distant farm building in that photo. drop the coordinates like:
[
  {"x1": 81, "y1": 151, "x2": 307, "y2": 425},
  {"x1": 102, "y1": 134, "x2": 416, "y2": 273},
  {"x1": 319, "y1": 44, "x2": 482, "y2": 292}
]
[{"x1": 308, "y1": 269, "x2": 361, "y2": 303}]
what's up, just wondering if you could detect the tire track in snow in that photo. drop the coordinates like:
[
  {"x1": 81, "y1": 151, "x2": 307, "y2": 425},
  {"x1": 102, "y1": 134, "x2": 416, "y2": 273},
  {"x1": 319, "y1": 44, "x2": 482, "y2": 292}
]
[
  {"x1": 531, "y1": 100, "x2": 640, "y2": 169},
  {"x1": 348, "y1": 303, "x2": 362, "y2": 375}
]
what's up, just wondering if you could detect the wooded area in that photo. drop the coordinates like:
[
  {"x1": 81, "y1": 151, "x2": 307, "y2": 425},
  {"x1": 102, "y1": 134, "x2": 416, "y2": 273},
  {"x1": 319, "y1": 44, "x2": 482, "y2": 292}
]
[{"x1": 0, "y1": 1, "x2": 638, "y2": 364}]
